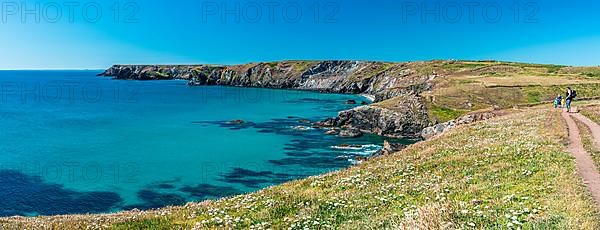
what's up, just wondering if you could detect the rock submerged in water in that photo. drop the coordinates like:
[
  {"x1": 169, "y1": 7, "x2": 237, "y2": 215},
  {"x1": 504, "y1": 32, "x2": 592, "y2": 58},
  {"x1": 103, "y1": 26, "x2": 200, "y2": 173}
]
[
  {"x1": 297, "y1": 119, "x2": 312, "y2": 124},
  {"x1": 345, "y1": 100, "x2": 357, "y2": 105},
  {"x1": 338, "y1": 144, "x2": 363, "y2": 148},
  {"x1": 227, "y1": 120, "x2": 246, "y2": 125},
  {"x1": 338, "y1": 128, "x2": 363, "y2": 138}
]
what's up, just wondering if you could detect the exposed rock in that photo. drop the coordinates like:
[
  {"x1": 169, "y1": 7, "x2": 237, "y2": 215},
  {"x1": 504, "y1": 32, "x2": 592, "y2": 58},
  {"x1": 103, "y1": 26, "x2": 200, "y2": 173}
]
[
  {"x1": 421, "y1": 121, "x2": 455, "y2": 139},
  {"x1": 324, "y1": 129, "x2": 340, "y2": 135},
  {"x1": 361, "y1": 101, "x2": 369, "y2": 105},
  {"x1": 383, "y1": 140, "x2": 406, "y2": 153},
  {"x1": 372, "y1": 140, "x2": 407, "y2": 158},
  {"x1": 455, "y1": 112, "x2": 496, "y2": 125},
  {"x1": 421, "y1": 112, "x2": 497, "y2": 139},
  {"x1": 315, "y1": 118, "x2": 337, "y2": 128},
  {"x1": 332, "y1": 94, "x2": 430, "y2": 138},
  {"x1": 338, "y1": 128, "x2": 363, "y2": 138},
  {"x1": 353, "y1": 156, "x2": 368, "y2": 163}
]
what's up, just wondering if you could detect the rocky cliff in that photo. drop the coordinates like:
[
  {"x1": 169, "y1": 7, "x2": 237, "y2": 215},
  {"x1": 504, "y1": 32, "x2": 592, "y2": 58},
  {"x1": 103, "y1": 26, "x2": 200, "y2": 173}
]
[{"x1": 100, "y1": 61, "x2": 438, "y2": 138}]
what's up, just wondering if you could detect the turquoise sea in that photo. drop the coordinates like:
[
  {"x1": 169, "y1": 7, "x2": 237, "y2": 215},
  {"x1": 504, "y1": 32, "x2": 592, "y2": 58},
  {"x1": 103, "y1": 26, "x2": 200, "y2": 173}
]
[{"x1": 0, "y1": 71, "x2": 407, "y2": 216}]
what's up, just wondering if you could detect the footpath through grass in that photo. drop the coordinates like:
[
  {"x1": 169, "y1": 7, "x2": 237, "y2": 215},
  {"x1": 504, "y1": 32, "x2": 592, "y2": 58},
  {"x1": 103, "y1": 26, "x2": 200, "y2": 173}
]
[
  {"x1": 580, "y1": 104, "x2": 600, "y2": 174},
  {"x1": 2, "y1": 108, "x2": 599, "y2": 229},
  {"x1": 582, "y1": 104, "x2": 600, "y2": 125}
]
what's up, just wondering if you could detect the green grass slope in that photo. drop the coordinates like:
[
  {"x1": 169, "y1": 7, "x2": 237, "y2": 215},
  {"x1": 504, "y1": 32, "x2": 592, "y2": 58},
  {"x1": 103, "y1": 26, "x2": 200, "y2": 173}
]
[{"x1": 581, "y1": 104, "x2": 600, "y2": 125}]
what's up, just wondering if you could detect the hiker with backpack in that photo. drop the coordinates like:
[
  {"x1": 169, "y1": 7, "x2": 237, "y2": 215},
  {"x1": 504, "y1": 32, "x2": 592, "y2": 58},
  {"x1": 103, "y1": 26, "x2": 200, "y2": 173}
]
[{"x1": 566, "y1": 87, "x2": 577, "y2": 112}]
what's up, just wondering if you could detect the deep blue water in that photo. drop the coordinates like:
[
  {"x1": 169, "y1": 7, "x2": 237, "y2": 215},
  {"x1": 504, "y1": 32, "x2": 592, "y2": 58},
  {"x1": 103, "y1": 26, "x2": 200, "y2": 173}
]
[{"x1": 0, "y1": 70, "x2": 408, "y2": 216}]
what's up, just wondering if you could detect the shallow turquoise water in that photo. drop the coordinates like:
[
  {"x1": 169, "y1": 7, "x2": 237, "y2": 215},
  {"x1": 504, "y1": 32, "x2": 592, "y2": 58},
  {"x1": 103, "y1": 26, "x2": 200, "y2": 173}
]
[{"x1": 0, "y1": 70, "x2": 407, "y2": 216}]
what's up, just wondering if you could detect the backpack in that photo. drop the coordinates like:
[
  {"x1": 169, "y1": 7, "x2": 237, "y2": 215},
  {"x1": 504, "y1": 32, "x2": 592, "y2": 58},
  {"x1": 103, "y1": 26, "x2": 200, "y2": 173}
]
[{"x1": 571, "y1": 90, "x2": 577, "y2": 98}]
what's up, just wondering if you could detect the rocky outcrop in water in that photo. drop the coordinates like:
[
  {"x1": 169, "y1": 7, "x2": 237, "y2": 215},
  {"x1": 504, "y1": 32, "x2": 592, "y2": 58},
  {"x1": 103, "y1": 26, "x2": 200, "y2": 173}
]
[
  {"x1": 338, "y1": 128, "x2": 363, "y2": 138},
  {"x1": 321, "y1": 94, "x2": 430, "y2": 138},
  {"x1": 100, "y1": 61, "x2": 438, "y2": 138}
]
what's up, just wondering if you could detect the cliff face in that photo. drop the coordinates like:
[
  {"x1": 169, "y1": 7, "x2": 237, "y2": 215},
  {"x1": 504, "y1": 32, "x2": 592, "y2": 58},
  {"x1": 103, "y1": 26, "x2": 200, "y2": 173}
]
[{"x1": 100, "y1": 61, "x2": 437, "y2": 138}]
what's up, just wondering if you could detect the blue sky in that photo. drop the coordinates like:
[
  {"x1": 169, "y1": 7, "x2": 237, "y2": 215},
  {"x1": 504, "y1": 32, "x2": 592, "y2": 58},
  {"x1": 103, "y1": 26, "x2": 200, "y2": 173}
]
[{"x1": 1, "y1": 0, "x2": 599, "y2": 69}]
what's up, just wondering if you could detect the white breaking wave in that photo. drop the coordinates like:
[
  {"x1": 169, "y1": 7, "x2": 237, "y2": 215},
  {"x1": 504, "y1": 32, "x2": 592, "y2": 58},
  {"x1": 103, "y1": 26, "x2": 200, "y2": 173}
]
[
  {"x1": 347, "y1": 159, "x2": 364, "y2": 165},
  {"x1": 360, "y1": 94, "x2": 376, "y2": 102},
  {"x1": 332, "y1": 144, "x2": 382, "y2": 159},
  {"x1": 331, "y1": 144, "x2": 379, "y2": 151},
  {"x1": 289, "y1": 126, "x2": 314, "y2": 131}
]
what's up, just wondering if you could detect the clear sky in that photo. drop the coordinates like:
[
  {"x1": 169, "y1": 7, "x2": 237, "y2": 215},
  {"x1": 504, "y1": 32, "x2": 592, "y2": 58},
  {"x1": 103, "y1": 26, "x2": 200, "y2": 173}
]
[{"x1": 1, "y1": 0, "x2": 599, "y2": 69}]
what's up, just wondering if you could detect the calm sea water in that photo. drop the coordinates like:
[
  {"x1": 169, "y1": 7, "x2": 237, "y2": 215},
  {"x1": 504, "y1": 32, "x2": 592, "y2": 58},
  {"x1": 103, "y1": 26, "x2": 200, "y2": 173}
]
[{"x1": 0, "y1": 70, "x2": 408, "y2": 216}]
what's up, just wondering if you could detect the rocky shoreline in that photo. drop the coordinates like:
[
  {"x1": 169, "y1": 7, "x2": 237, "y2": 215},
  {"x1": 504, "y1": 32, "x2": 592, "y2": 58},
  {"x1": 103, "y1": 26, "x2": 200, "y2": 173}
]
[
  {"x1": 100, "y1": 61, "x2": 440, "y2": 139},
  {"x1": 100, "y1": 61, "x2": 500, "y2": 139}
]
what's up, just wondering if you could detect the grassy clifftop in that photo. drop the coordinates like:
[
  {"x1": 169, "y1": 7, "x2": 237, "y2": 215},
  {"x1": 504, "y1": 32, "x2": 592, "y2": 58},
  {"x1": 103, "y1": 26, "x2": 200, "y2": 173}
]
[
  {"x1": 4, "y1": 105, "x2": 599, "y2": 229},
  {"x1": 399, "y1": 60, "x2": 600, "y2": 123}
]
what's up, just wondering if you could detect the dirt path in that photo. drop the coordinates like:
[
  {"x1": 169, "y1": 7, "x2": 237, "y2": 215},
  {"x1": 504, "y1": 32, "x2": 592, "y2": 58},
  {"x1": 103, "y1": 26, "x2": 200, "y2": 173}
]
[
  {"x1": 572, "y1": 113, "x2": 600, "y2": 149},
  {"x1": 561, "y1": 112, "x2": 600, "y2": 208}
]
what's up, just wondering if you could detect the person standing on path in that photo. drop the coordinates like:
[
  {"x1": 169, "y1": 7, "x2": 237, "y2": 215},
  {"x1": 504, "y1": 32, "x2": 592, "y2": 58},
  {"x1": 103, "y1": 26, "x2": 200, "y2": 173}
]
[{"x1": 566, "y1": 87, "x2": 574, "y2": 112}]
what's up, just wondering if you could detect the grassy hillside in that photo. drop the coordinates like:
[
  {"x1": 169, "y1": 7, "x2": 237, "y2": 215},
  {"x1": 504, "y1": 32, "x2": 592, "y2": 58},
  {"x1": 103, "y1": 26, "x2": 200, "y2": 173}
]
[
  {"x1": 389, "y1": 61, "x2": 600, "y2": 123},
  {"x1": 4, "y1": 105, "x2": 599, "y2": 229}
]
